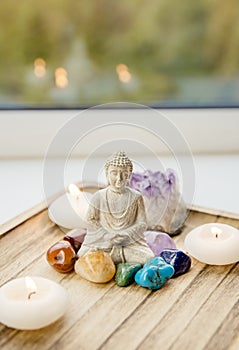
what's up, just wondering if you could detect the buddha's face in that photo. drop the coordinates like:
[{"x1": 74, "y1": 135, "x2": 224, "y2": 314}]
[{"x1": 107, "y1": 165, "x2": 130, "y2": 191}]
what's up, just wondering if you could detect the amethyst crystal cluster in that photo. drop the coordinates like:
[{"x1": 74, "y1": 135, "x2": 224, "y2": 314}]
[{"x1": 130, "y1": 169, "x2": 187, "y2": 235}]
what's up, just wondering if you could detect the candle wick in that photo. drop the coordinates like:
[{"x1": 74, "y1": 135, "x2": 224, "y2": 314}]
[
  {"x1": 216, "y1": 233, "x2": 218, "y2": 239},
  {"x1": 28, "y1": 291, "x2": 36, "y2": 300}
]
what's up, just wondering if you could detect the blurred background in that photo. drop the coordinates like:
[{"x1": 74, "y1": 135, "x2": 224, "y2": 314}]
[{"x1": 1, "y1": 0, "x2": 239, "y2": 108}]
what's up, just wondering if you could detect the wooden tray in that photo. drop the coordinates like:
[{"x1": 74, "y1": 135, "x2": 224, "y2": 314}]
[{"x1": 0, "y1": 186, "x2": 239, "y2": 350}]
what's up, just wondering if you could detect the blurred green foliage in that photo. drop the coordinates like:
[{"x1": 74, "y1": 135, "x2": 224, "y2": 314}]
[{"x1": 0, "y1": 0, "x2": 238, "y2": 106}]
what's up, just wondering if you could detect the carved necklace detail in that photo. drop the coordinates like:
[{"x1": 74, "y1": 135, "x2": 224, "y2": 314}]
[{"x1": 105, "y1": 188, "x2": 131, "y2": 220}]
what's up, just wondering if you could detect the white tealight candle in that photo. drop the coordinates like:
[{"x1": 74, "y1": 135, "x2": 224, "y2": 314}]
[
  {"x1": 184, "y1": 223, "x2": 239, "y2": 265},
  {"x1": 0, "y1": 277, "x2": 68, "y2": 330},
  {"x1": 48, "y1": 184, "x2": 92, "y2": 230}
]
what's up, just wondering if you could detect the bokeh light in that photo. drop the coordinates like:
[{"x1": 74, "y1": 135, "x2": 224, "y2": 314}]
[
  {"x1": 55, "y1": 67, "x2": 68, "y2": 88},
  {"x1": 34, "y1": 58, "x2": 46, "y2": 78},
  {"x1": 116, "y1": 63, "x2": 132, "y2": 83}
]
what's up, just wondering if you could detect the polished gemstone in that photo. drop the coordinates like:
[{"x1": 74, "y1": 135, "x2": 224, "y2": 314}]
[
  {"x1": 64, "y1": 228, "x2": 86, "y2": 253},
  {"x1": 160, "y1": 249, "x2": 191, "y2": 277},
  {"x1": 75, "y1": 250, "x2": 116, "y2": 283},
  {"x1": 46, "y1": 240, "x2": 76, "y2": 273},
  {"x1": 144, "y1": 231, "x2": 176, "y2": 256},
  {"x1": 135, "y1": 257, "x2": 174, "y2": 290},
  {"x1": 115, "y1": 263, "x2": 142, "y2": 287}
]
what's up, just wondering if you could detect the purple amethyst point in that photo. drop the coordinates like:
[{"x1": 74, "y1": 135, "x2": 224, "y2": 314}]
[{"x1": 144, "y1": 231, "x2": 176, "y2": 257}]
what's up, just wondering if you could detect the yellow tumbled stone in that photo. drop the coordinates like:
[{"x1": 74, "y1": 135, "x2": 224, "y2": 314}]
[{"x1": 75, "y1": 250, "x2": 116, "y2": 283}]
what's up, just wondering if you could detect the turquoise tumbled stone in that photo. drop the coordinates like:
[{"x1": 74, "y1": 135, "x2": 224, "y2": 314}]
[
  {"x1": 115, "y1": 263, "x2": 142, "y2": 287},
  {"x1": 135, "y1": 257, "x2": 174, "y2": 290},
  {"x1": 144, "y1": 256, "x2": 168, "y2": 268}
]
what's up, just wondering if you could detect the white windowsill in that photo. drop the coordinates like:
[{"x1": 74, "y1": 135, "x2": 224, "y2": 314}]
[{"x1": 0, "y1": 108, "x2": 238, "y2": 158}]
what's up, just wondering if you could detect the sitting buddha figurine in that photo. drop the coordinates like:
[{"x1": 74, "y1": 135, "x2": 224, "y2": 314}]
[{"x1": 77, "y1": 151, "x2": 154, "y2": 265}]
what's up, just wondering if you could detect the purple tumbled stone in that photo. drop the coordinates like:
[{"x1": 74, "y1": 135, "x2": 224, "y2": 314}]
[{"x1": 144, "y1": 231, "x2": 176, "y2": 256}]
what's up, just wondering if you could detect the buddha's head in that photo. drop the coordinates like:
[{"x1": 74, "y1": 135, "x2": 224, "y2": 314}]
[{"x1": 105, "y1": 151, "x2": 133, "y2": 192}]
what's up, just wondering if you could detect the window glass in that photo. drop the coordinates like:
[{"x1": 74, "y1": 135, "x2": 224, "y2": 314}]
[{"x1": 0, "y1": 0, "x2": 238, "y2": 108}]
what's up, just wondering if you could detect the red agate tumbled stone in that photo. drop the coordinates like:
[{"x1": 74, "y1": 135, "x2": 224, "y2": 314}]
[
  {"x1": 63, "y1": 228, "x2": 86, "y2": 253},
  {"x1": 46, "y1": 240, "x2": 76, "y2": 273}
]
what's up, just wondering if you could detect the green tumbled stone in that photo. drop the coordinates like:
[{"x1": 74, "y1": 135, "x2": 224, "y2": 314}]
[{"x1": 115, "y1": 263, "x2": 142, "y2": 287}]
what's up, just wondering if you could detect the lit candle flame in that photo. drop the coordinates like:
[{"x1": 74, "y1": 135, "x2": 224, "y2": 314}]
[
  {"x1": 25, "y1": 276, "x2": 37, "y2": 300},
  {"x1": 68, "y1": 184, "x2": 81, "y2": 199},
  {"x1": 211, "y1": 227, "x2": 222, "y2": 239}
]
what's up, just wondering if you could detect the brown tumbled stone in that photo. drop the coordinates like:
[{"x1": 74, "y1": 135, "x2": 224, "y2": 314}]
[{"x1": 46, "y1": 240, "x2": 76, "y2": 273}]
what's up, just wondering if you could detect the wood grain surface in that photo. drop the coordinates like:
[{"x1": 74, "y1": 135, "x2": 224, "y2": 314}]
[{"x1": 0, "y1": 207, "x2": 239, "y2": 350}]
